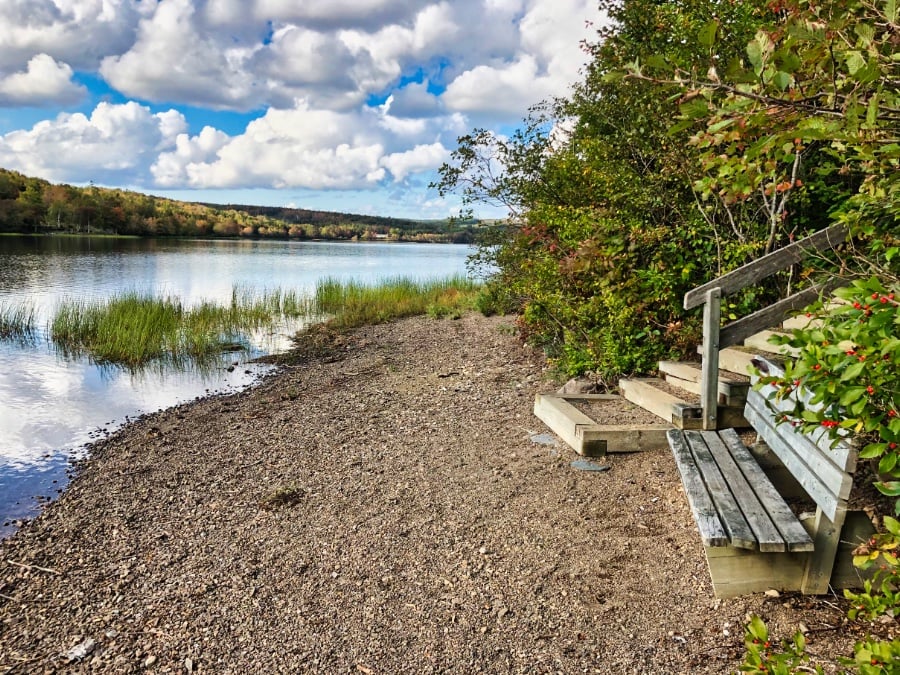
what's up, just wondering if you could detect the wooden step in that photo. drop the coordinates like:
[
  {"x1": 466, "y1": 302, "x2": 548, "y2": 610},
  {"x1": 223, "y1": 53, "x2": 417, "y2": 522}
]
[
  {"x1": 782, "y1": 314, "x2": 822, "y2": 330},
  {"x1": 744, "y1": 330, "x2": 800, "y2": 357},
  {"x1": 620, "y1": 378, "x2": 703, "y2": 429},
  {"x1": 658, "y1": 361, "x2": 750, "y2": 407},
  {"x1": 620, "y1": 378, "x2": 690, "y2": 426},
  {"x1": 620, "y1": 378, "x2": 749, "y2": 430}
]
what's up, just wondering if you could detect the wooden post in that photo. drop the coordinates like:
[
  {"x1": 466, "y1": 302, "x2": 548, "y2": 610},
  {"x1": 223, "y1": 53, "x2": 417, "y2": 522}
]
[
  {"x1": 701, "y1": 288, "x2": 721, "y2": 430},
  {"x1": 800, "y1": 507, "x2": 847, "y2": 594}
]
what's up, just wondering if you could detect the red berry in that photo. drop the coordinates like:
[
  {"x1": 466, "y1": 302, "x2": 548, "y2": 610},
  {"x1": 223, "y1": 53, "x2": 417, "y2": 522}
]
[
  {"x1": 881, "y1": 297, "x2": 888, "y2": 304},
  {"x1": 868, "y1": 386, "x2": 875, "y2": 394},
  {"x1": 873, "y1": 293, "x2": 880, "y2": 299}
]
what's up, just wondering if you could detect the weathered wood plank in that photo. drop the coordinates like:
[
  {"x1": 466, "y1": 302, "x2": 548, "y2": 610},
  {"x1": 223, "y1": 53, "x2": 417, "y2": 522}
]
[
  {"x1": 705, "y1": 546, "x2": 807, "y2": 598},
  {"x1": 718, "y1": 347, "x2": 766, "y2": 376},
  {"x1": 718, "y1": 429, "x2": 814, "y2": 552},
  {"x1": 579, "y1": 424, "x2": 671, "y2": 453},
  {"x1": 743, "y1": 330, "x2": 800, "y2": 356},
  {"x1": 620, "y1": 379, "x2": 687, "y2": 424},
  {"x1": 698, "y1": 431, "x2": 786, "y2": 552},
  {"x1": 746, "y1": 389, "x2": 853, "y2": 491},
  {"x1": 752, "y1": 384, "x2": 857, "y2": 472},
  {"x1": 667, "y1": 430, "x2": 729, "y2": 547},
  {"x1": 683, "y1": 431, "x2": 756, "y2": 549},
  {"x1": 800, "y1": 507, "x2": 847, "y2": 595},
  {"x1": 744, "y1": 395, "x2": 850, "y2": 522},
  {"x1": 532, "y1": 394, "x2": 590, "y2": 452},
  {"x1": 659, "y1": 361, "x2": 749, "y2": 386},
  {"x1": 701, "y1": 288, "x2": 722, "y2": 430},
  {"x1": 719, "y1": 281, "x2": 841, "y2": 349},
  {"x1": 684, "y1": 224, "x2": 848, "y2": 309},
  {"x1": 751, "y1": 358, "x2": 857, "y2": 471}
]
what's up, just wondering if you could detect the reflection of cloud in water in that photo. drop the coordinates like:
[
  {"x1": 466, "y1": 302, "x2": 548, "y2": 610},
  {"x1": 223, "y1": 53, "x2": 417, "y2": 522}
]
[{"x1": 0, "y1": 342, "x2": 270, "y2": 468}]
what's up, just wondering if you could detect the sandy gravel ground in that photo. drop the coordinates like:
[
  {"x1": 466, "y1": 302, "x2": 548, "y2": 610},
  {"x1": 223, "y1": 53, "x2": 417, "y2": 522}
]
[{"x1": 0, "y1": 313, "x2": 890, "y2": 673}]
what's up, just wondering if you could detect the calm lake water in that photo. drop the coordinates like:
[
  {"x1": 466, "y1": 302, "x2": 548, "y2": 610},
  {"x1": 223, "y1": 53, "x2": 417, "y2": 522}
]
[{"x1": 0, "y1": 235, "x2": 471, "y2": 537}]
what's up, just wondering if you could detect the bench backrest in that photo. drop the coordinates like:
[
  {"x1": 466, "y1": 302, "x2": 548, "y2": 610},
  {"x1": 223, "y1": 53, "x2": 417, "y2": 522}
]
[{"x1": 746, "y1": 356, "x2": 857, "y2": 523}]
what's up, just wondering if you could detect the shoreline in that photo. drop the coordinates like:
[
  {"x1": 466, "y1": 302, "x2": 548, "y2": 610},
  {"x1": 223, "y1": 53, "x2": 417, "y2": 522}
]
[{"x1": 0, "y1": 313, "x2": 873, "y2": 672}]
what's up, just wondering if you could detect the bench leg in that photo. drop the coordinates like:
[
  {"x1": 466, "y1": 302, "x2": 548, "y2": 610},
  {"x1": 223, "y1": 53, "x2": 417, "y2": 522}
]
[{"x1": 800, "y1": 507, "x2": 847, "y2": 595}]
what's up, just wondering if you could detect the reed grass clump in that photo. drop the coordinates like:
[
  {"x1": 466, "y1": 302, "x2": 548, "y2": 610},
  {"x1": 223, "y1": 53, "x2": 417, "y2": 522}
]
[
  {"x1": 42, "y1": 276, "x2": 480, "y2": 368},
  {"x1": 313, "y1": 275, "x2": 480, "y2": 328},
  {"x1": 0, "y1": 301, "x2": 36, "y2": 339}
]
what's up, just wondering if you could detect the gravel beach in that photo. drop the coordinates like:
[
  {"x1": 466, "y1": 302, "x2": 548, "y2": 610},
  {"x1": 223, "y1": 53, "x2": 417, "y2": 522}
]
[{"x1": 0, "y1": 313, "x2": 885, "y2": 673}]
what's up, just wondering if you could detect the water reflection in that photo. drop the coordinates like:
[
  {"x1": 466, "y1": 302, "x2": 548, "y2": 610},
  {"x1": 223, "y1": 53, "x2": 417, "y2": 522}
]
[{"x1": 0, "y1": 236, "x2": 471, "y2": 537}]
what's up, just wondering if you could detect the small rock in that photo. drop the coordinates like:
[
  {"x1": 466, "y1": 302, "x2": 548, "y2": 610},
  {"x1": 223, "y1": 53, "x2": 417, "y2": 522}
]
[
  {"x1": 184, "y1": 657, "x2": 194, "y2": 672},
  {"x1": 64, "y1": 638, "x2": 96, "y2": 662},
  {"x1": 144, "y1": 654, "x2": 157, "y2": 667},
  {"x1": 557, "y1": 378, "x2": 599, "y2": 395},
  {"x1": 764, "y1": 589, "x2": 781, "y2": 598},
  {"x1": 798, "y1": 622, "x2": 809, "y2": 634}
]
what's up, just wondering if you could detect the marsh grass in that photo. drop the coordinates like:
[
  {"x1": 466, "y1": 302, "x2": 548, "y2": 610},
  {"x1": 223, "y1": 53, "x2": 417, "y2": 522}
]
[
  {"x1": 314, "y1": 275, "x2": 480, "y2": 328},
  {"x1": 43, "y1": 276, "x2": 479, "y2": 368},
  {"x1": 0, "y1": 301, "x2": 36, "y2": 339}
]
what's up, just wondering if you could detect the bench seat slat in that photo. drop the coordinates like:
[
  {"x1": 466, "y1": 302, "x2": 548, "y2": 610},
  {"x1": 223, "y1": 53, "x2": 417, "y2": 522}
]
[
  {"x1": 694, "y1": 431, "x2": 786, "y2": 552},
  {"x1": 718, "y1": 429, "x2": 815, "y2": 552},
  {"x1": 667, "y1": 429, "x2": 728, "y2": 547},
  {"x1": 682, "y1": 431, "x2": 756, "y2": 550}
]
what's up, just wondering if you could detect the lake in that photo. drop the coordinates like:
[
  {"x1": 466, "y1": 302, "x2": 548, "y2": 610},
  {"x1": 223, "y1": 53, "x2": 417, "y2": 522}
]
[{"x1": 0, "y1": 235, "x2": 472, "y2": 538}]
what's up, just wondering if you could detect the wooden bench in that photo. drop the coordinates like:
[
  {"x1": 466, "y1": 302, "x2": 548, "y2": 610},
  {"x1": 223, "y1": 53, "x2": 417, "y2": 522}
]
[{"x1": 667, "y1": 356, "x2": 859, "y2": 597}]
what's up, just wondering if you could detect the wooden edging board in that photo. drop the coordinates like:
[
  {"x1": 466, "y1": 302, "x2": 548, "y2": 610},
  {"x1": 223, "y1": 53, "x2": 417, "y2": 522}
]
[{"x1": 533, "y1": 393, "x2": 672, "y2": 457}]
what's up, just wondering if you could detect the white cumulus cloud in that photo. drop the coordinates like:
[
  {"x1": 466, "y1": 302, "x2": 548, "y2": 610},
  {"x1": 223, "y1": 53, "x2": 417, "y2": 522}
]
[
  {"x1": 0, "y1": 101, "x2": 185, "y2": 184},
  {"x1": 0, "y1": 0, "x2": 147, "y2": 73},
  {"x1": 381, "y1": 142, "x2": 449, "y2": 182},
  {"x1": 0, "y1": 54, "x2": 86, "y2": 106},
  {"x1": 152, "y1": 101, "x2": 462, "y2": 190}
]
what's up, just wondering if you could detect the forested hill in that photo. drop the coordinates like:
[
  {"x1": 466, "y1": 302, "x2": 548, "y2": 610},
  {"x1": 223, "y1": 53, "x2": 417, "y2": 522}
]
[{"x1": 0, "y1": 168, "x2": 477, "y2": 243}]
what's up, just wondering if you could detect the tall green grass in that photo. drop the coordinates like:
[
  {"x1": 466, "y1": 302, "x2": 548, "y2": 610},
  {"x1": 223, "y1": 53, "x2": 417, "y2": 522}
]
[
  {"x1": 315, "y1": 274, "x2": 480, "y2": 328},
  {"x1": 43, "y1": 276, "x2": 480, "y2": 368},
  {"x1": 0, "y1": 301, "x2": 36, "y2": 339}
]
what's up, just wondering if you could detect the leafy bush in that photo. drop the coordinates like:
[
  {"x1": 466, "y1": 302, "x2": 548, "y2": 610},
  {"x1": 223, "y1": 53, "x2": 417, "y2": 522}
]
[{"x1": 763, "y1": 279, "x2": 900, "y2": 504}]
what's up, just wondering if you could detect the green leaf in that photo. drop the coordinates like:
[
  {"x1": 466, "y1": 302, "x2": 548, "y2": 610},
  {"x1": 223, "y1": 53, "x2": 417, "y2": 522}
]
[
  {"x1": 876, "y1": 481, "x2": 900, "y2": 497},
  {"x1": 747, "y1": 615, "x2": 768, "y2": 641},
  {"x1": 880, "y1": 454, "x2": 898, "y2": 475},
  {"x1": 698, "y1": 20, "x2": 719, "y2": 48},
  {"x1": 888, "y1": 0, "x2": 898, "y2": 24},
  {"x1": 845, "y1": 51, "x2": 866, "y2": 75},
  {"x1": 708, "y1": 118, "x2": 735, "y2": 133},
  {"x1": 854, "y1": 23, "x2": 876, "y2": 46},
  {"x1": 867, "y1": 94, "x2": 879, "y2": 126},
  {"x1": 861, "y1": 443, "x2": 887, "y2": 459},
  {"x1": 646, "y1": 54, "x2": 668, "y2": 70},
  {"x1": 841, "y1": 361, "x2": 866, "y2": 381},
  {"x1": 883, "y1": 516, "x2": 900, "y2": 536},
  {"x1": 840, "y1": 386, "x2": 866, "y2": 406},
  {"x1": 772, "y1": 71, "x2": 791, "y2": 91},
  {"x1": 747, "y1": 41, "x2": 763, "y2": 73}
]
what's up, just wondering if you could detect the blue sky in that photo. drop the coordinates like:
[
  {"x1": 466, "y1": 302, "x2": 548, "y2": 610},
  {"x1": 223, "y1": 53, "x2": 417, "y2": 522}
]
[{"x1": 0, "y1": 0, "x2": 604, "y2": 220}]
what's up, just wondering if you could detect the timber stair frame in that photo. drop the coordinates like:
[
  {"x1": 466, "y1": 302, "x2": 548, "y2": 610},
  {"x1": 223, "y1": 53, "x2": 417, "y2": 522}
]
[{"x1": 620, "y1": 223, "x2": 848, "y2": 430}]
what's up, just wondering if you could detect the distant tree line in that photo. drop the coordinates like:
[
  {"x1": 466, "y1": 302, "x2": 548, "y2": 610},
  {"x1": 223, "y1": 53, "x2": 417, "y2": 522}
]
[{"x1": 0, "y1": 168, "x2": 477, "y2": 243}]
